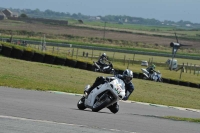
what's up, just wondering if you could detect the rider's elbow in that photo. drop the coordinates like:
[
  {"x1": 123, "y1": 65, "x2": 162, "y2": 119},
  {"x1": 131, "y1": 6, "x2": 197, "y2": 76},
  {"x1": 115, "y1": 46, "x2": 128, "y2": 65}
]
[{"x1": 122, "y1": 96, "x2": 128, "y2": 101}]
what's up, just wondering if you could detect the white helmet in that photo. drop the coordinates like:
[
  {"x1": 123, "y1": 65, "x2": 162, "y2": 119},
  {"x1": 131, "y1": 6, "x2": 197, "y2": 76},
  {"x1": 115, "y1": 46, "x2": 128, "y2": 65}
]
[
  {"x1": 123, "y1": 69, "x2": 133, "y2": 84},
  {"x1": 102, "y1": 53, "x2": 106, "y2": 56}
]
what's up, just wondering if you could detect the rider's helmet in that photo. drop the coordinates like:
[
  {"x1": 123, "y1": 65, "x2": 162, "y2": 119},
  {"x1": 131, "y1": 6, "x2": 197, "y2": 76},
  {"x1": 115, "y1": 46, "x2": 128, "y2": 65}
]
[
  {"x1": 151, "y1": 64, "x2": 156, "y2": 69},
  {"x1": 102, "y1": 53, "x2": 106, "y2": 57},
  {"x1": 122, "y1": 69, "x2": 133, "y2": 84}
]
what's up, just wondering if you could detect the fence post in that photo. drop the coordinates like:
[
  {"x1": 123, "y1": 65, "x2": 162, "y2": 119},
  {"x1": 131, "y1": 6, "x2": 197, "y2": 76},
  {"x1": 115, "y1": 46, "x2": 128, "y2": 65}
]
[
  {"x1": 52, "y1": 46, "x2": 54, "y2": 54},
  {"x1": 124, "y1": 55, "x2": 126, "y2": 66},
  {"x1": 76, "y1": 48, "x2": 79, "y2": 59},
  {"x1": 57, "y1": 46, "x2": 59, "y2": 54},
  {"x1": 72, "y1": 48, "x2": 74, "y2": 57},
  {"x1": 112, "y1": 52, "x2": 115, "y2": 62},
  {"x1": 179, "y1": 63, "x2": 184, "y2": 80},
  {"x1": 190, "y1": 63, "x2": 192, "y2": 74},
  {"x1": 132, "y1": 54, "x2": 135, "y2": 65},
  {"x1": 83, "y1": 51, "x2": 85, "y2": 57},
  {"x1": 127, "y1": 58, "x2": 130, "y2": 69},
  {"x1": 194, "y1": 64, "x2": 196, "y2": 75},
  {"x1": 186, "y1": 63, "x2": 188, "y2": 73},
  {"x1": 91, "y1": 49, "x2": 94, "y2": 60}
]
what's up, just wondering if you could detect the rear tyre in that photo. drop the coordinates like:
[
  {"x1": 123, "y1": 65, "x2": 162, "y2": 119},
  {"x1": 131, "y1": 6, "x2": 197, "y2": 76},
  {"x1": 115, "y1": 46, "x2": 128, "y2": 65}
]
[
  {"x1": 77, "y1": 97, "x2": 86, "y2": 110},
  {"x1": 143, "y1": 76, "x2": 148, "y2": 80},
  {"x1": 92, "y1": 66, "x2": 98, "y2": 72}
]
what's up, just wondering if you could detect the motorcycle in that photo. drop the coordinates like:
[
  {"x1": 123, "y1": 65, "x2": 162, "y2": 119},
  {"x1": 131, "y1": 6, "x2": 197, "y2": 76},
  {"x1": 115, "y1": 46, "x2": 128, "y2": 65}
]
[
  {"x1": 93, "y1": 61, "x2": 115, "y2": 74},
  {"x1": 141, "y1": 68, "x2": 162, "y2": 82},
  {"x1": 77, "y1": 77, "x2": 125, "y2": 113}
]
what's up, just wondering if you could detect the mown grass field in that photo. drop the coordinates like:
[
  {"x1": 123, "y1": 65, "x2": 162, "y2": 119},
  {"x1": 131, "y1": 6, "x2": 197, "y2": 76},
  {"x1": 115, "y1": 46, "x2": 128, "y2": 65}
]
[
  {"x1": 0, "y1": 56, "x2": 200, "y2": 109},
  {"x1": 1, "y1": 19, "x2": 200, "y2": 49}
]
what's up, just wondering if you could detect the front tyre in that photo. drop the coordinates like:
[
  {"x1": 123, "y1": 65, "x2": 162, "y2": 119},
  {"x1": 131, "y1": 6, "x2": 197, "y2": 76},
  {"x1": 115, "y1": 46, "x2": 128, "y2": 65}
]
[
  {"x1": 107, "y1": 103, "x2": 119, "y2": 114},
  {"x1": 77, "y1": 97, "x2": 86, "y2": 110},
  {"x1": 158, "y1": 78, "x2": 163, "y2": 82},
  {"x1": 92, "y1": 95, "x2": 111, "y2": 112},
  {"x1": 109, "y1": 70, "x2": 115, "y2": 75}
]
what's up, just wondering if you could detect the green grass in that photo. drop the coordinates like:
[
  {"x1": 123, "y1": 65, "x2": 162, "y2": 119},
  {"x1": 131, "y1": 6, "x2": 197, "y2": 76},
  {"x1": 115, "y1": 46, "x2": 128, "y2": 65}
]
[
  {"x1": 27, "y1": 45, "x2": 200, "y2": 84},
  {"x1": 163, "y1": 116, "x2": 200, "y2": 123},
  {"x1": 0, "y1": 56, "x2": 200, "y2": 109},
  {"x1": 80, "y1": 21, "x2": 200, "y2": 40}
]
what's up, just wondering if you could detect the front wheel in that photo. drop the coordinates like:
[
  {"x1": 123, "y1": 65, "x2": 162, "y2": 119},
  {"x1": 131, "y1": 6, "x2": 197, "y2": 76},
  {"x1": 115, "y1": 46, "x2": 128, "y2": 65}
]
[
  {"x1": 158, "y1": 78, "x2": 163, "y2": 82},
  {"x1": 92, "y1": 94, "x2": 111, "y2": 112},
  {"x1": 77, "y1": 97, "x2": 86, "y2": 110},
  {"x1": 109, "y1": 70, "x2": 115, "y2": 74},
  {"x1": 92, "y1": 66, "x2": 99, "y2": 72}
]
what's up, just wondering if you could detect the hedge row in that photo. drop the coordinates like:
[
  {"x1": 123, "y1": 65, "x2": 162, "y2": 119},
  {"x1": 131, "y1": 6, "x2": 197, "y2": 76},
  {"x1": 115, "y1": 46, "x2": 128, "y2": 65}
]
[
  {"x1": 0, "y1": 44, "x2": 199, "y2": 89},
  {"x1": 0, "y1": 45, "x2": 91, "y2": 70}
]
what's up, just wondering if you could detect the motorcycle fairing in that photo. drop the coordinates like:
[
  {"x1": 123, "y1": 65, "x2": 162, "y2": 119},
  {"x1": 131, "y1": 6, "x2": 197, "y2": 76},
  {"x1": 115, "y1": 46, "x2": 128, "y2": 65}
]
[{"x1": 84, "y1": 78, "x2": 125, "y2": 108}]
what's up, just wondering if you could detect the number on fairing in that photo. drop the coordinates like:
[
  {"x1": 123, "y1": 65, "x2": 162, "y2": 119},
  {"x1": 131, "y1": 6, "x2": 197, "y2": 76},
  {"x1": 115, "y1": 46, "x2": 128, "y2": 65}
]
[{"x1": 115, "y1": 84, "x2": 122, "y2": 94}]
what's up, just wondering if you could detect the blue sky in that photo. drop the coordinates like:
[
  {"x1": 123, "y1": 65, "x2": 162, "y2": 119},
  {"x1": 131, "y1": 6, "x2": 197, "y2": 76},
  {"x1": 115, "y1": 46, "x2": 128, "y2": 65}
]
[{"x1": 1, "y1": 0, "x2": 199, "y2": 23}]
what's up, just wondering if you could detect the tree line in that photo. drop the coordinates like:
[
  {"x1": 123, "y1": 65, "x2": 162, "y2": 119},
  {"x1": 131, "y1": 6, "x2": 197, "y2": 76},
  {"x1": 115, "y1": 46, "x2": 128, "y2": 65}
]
[{"x1": 1, "y1": 7, "x2": 200, "y2": 29}]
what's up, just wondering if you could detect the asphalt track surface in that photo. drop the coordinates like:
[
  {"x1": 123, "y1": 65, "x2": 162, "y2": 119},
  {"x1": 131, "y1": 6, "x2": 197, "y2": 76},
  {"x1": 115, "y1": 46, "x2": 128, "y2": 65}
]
[{"x1": 0, "y1": 87, "x2": 199, "y2": 133}]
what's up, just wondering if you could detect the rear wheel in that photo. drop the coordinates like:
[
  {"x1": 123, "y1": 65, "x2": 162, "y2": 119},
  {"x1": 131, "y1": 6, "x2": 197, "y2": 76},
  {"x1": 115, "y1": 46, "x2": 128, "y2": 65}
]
[
  {"x1": 77, "y1": 97, "x2": 86, "y2": 110},
  {"x1": 92, "y1": 66, "x2": 99, "y2": 72},
  {"x1": 143, "y1": 76, "x2": 148, "y2": 80}
]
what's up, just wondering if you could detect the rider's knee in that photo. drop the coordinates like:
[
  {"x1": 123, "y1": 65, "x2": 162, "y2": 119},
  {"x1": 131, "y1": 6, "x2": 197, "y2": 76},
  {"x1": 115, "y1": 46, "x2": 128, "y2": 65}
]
[{"x1": 96, "y1": 76, "x2": 105, "y2": 82}]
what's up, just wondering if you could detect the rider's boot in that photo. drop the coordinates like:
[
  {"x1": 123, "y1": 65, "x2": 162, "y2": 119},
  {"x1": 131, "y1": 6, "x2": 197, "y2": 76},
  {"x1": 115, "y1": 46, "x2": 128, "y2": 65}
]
[
  {"x1": 83, "y1": 85, "x2": 90, "y2": 97},
  {"x1": 84, "y1": 85, "x2": 95, "y2": 98},
  {"x1": 84, "y1": 76, "x2": 106, "y2": 98}
]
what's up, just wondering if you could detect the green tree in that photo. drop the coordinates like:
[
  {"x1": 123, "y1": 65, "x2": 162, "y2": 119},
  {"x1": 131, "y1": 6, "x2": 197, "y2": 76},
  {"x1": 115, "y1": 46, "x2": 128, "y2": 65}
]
[{"x1": 20, "y1": 13, "x2": 28, "y2": 18}]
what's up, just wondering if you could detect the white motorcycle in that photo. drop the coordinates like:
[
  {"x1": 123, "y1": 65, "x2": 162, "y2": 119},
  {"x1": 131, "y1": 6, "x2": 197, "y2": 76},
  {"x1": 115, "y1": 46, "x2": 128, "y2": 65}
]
[
  {"x1": 77, "y1": 77, "x2": 125, "y2": 113},
  {"x1": 93, "y1": 61, "x2": 115, "y2": 74},
  {"x1": 141, "y1": 68, "x2": 162, "y2": 82}
]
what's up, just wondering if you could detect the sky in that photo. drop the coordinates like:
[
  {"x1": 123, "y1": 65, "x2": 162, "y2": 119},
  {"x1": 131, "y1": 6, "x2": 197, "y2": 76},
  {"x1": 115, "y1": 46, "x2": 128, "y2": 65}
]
[{"x1": 1, "y1": 0, "x2": 200, "y2": 23}]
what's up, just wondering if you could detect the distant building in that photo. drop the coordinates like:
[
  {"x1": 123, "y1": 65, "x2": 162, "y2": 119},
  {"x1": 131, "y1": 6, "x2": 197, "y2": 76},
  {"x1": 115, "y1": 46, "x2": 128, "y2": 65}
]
[
  {"x1": 132, "y1": 19, "x2": 139, "y2": 23},
  {"x1": 2, "y1": 9, "x2": 18, "y2": 18},
  {"x1": 95, "y1": 16, "x2": 101, "y2": 20},
  {"x1": 124, "y1": 18, "x2": 128, "y2": 23},
  {"x1": 186, "y1": 24, "x2": 191, "y2": 27},
  {"x1": 0, "y1": 11, "x2": 7, "y2": 20},
  {"x1": 2, "y1": 9, "x2": 12, "y2": 17},
  {"x1": 12, "y1": 12, "x2": 18, "y2": 17},
  {"x1": 89, "y1": 16, "x2": 101, "y2": 20}
]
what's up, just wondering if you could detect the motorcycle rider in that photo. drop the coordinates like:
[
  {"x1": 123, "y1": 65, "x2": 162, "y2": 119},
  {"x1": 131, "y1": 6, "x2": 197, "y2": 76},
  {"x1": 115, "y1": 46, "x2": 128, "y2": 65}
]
[
  {"x1": 84, "y1": 69, "x2": 134, "y2": 113},
  {"x1": 146, "y1": 64, "x2": 156, "y2": 77},
  {"x1": 97, "y1": 53, "x2": 109, "y2": 71}
]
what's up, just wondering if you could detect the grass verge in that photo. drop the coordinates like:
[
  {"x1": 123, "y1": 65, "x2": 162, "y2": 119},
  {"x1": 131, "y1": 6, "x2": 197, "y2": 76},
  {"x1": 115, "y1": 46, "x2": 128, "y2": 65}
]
[
  {"x1": 0, "y1": 56, "x2": 200, "y2": 109},
  {"x1": 163, "y1": 116, "x2": 200, "y2": 123}
]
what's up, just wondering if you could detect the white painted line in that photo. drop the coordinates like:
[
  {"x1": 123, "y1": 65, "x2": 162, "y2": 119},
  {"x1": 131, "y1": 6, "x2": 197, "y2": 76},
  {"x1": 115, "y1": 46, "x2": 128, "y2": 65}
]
[{"x1": 0, "y1": 115, "x2": 136, "y2": 133}]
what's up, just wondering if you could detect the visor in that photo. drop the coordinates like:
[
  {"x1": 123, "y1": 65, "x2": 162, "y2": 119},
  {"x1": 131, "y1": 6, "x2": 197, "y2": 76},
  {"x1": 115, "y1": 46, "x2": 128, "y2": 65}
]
[{"x1": 125, "y1": 77, "x2": 132, "y2": 83}]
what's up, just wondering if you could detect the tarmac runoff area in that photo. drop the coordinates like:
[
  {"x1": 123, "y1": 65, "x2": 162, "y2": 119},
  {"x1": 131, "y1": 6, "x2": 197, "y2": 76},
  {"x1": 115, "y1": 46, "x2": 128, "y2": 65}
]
[{"x1": 48, "y1": 91, "x2": 200, "y2": 113}]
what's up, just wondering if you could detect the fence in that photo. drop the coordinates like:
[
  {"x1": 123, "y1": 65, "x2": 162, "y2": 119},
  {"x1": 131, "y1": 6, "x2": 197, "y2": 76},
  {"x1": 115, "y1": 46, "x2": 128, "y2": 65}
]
[
  {"x1": 2, "y1": 38, "x2": 200, "y2": 74},
  {"x1": 2, "y1": 38, "x2": 200, "y2": 60}
]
